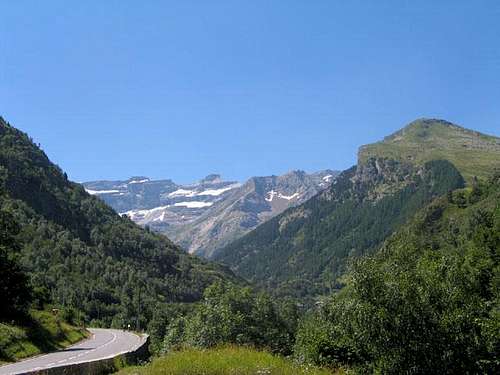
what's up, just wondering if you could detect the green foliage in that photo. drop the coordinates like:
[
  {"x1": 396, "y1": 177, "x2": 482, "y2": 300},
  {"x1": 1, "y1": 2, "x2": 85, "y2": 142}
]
[
  {"x1": 0, "y1": 194, "x2": 32, "y2": 319},
  {"x1": 0, "y1": 117, "x2": 238, "y2": 328},
  {"x1": 294, "y1": 313, "x2": 343, "y2": 366},
  {"x1": 294, "y1": 176, "x2": 500, "y2": 373},
  {"x1": 216, "y1": 159, "x2": 465, "y2": 300},
  {"x1": 146, "y1": 303, "x2": 194, "y2": 354},
  {"x1": 117, "y1": 346, "x2": 337, "y2": 375},
  {"x1": 162, "y1": 281, "x2": 297, "y2": 355}
]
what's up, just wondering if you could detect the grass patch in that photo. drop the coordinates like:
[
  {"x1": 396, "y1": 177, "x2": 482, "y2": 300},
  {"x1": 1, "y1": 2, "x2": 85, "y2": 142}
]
[
  {"x1": 0, "y1": 310, "x2": 88, "y2": 364},
  {"x1": 118, "y1": 346, "x2": 340, "y2": 375}
]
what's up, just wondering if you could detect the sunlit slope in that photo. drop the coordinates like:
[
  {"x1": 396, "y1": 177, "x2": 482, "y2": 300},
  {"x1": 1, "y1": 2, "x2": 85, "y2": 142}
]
[{"x1": 359, "y1": 118, "x2": 500, "y2": 183}]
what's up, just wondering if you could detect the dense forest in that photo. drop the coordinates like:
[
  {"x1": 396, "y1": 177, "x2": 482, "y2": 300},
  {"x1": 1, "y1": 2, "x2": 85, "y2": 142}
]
[
  {"x1": 0, "y1": 184, "x2": 32, "y2": 320},
  {"x1": 0, "y1": 117, "x2": 238, "y2": 328}
]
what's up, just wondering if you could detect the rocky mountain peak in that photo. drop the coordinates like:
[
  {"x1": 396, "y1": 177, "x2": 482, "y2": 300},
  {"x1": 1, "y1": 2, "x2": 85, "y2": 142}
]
[
  {"x1": 201, "y1": 174, "x2": 223, "y2": 184},
  {"x1": 358, "y1": 118, "x2": 500, "y2": 183}
]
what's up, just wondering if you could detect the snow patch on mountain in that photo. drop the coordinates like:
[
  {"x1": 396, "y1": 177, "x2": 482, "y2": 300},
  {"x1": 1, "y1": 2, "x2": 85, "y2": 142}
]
[
  {"x1": 121, "y1": 205, "x2": 170, "y2": 220},
  {"x1": 174, "y1": 201, "x2": 213, "y2": 208},
  {"x1": 279, "y1": 192, "x2": 300, "y2": 200},
  {"x1": 168, "y1": 189, "x2": 197, "y2": 198},
  {"x1": 197, "y1": 184, "x2": 241, "y2": 196},
  {"x1": 128, "y1": 178, "x2": 150, "y2": 184},
  {"x1": 265, "y1": 190, "x2": 278, "y2": 202},
  {"x1": 154, "y1": 212, "x2": 166, "y2": 222},
  {"x1": 168, "y1": 184, "x2": 240, "y2": 198},
  {"x1": 86, "y1": 189, "x2": 122, "y2": 195},
  {"x1": 265, "y1": 190, "x2": 300, "y2": 202}
]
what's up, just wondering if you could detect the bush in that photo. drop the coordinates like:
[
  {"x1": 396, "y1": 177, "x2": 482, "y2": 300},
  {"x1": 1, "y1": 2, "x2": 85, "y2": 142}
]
[{"x1": 162, "y1": 282, "x2": 296, "y2": 355}]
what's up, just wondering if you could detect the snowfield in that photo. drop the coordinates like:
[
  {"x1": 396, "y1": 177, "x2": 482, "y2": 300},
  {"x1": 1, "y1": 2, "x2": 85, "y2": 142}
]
[
  {"x1": 121, "y1": 205, "x2": 170, "y2": 220},
  {"x1": 168, "y1": 184, "x2": 240, "y2": 198},
  {"x1": 168, "y1": 189, "x2": 197, "y2": 198},
  {"x1": 174, "y1": 201, "x2": 214, "y2": 208},
  {"x1": 196, "y1": 184, "x2": 241, "y2": 196},
  {"x1": 128, "y1": 178, "x2": 150, "y2": 184},
  {"x1": 85, "y1": 189, "x2": 122, "y2": 195}
]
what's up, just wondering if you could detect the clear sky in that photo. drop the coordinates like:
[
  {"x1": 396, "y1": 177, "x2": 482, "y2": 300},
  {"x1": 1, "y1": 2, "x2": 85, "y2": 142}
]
[{"x1": 1, "y1": 1, "x2": 499, "y2": 183}]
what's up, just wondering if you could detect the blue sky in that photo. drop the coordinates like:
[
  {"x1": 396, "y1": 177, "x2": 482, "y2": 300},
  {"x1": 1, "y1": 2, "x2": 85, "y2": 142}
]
[{"x1": 1, "y1": 1, "x2": 499, "y2": 183}]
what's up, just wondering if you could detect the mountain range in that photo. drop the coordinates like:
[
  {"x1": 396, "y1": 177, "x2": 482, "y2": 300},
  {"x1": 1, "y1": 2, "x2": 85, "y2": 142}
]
[{"x1": 83, "y1": 170, "x2": 338, "y2": 257}]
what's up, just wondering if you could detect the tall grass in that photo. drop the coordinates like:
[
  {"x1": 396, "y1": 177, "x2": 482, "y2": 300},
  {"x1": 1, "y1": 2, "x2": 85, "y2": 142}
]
[{"x1": 119, "y1": 346, "x2": 340, "y2": 375}]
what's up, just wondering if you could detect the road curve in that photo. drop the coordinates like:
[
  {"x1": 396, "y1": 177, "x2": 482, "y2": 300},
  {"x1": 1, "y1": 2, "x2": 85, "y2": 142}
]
[{"x1": 0, "y1": 328, "x2": 144, "y2": 375}]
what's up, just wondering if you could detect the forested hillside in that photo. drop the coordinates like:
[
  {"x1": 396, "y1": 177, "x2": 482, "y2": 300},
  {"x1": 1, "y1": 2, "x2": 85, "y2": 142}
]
[
  {"x1": 295, "y1": 172, "x2": 500, "y2": 373},
  {"x1": 0, "y1": 117, "x2": 238, "y2": 328},
  {"x1": 216, "y1": 159, "x2": 465, "y2": 298},
  {"x1": 215, "y1": 119, "x2": 500, "y2": 299}
]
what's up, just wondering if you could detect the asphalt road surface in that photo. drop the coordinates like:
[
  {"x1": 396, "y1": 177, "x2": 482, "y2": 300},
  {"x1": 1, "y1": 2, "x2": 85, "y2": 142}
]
[{"x1": 0, "y1": 328, "x2": 144, "y2": 375}]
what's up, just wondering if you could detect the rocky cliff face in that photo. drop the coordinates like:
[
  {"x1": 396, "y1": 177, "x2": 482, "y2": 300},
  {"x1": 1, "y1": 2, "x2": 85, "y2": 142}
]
[{"x1": 83, "y1": 170, "x2": 338, "y2": 257}]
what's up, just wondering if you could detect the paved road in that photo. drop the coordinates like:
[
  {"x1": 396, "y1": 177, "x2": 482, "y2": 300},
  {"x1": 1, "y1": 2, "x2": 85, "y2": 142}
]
[{"x1": 0, "y1": 328, "x2": 144, "y2": 375}]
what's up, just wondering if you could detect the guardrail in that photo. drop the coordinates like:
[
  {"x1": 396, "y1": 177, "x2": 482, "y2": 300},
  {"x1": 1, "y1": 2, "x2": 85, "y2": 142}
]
[{"x1": 25, "y1": 334, "x2": 149, "y2": 375}]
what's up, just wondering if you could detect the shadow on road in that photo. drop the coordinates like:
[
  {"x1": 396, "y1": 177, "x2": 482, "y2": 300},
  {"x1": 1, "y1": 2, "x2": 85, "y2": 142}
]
[{"x1": 59, "y1": 348, "x2": 92, "y2": 353}]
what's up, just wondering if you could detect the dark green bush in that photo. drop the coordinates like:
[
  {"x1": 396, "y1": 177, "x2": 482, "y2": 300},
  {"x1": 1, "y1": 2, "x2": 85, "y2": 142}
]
[{"x1": 162, "y1": 281, "x2": 296, "y2": 355}]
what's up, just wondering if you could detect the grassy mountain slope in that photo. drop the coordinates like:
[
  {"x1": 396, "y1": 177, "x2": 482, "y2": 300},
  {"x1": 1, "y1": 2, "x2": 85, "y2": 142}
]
[
  {"x1": 359, "y1": 118, "x2": 500, "y2": 183},
  {"x1": 0, "y1": 117, "x2": 238, "y2": 328},
  {"x1": 216, "y1": 159, "x2": 465, "y2": 298}
]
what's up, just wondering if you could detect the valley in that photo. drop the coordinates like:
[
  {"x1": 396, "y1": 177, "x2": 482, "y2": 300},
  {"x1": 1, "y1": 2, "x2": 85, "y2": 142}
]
[
  {"x1": 1, "y1": 117, "x2": 499, "y2": 374},
  {"x1": 3, "y1": 3, "x2": 499, "y2": 373}
]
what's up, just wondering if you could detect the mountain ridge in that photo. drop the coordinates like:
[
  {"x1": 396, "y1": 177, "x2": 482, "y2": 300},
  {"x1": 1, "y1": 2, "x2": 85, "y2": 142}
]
[
  {"x1": 84, "y1": 169, "x2": 339, "y2": 257},
  {"x1": 359, "y1": 118, "x2": 500, "y2": 182}
]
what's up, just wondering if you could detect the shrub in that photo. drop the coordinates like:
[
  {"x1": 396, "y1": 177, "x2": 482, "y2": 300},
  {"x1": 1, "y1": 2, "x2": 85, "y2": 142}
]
[{"x1": 162, "y1": 282, "x2": 295, "y2": 355}]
